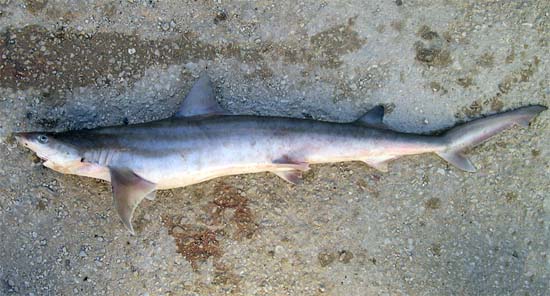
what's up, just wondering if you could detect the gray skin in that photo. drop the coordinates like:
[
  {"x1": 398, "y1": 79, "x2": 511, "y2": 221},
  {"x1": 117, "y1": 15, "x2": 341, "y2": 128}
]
[
  {"x1": 55, "y1": 115, "x2": 441, "y2": 187},
  {"x1": 14, "y1": 74, "x2": 547, "y2": 234}
]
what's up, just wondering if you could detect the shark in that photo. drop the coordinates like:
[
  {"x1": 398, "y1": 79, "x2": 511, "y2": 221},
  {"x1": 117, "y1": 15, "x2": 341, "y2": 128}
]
[{"x1": 14, "y1": 74, "x2": 547, "y2": 234}]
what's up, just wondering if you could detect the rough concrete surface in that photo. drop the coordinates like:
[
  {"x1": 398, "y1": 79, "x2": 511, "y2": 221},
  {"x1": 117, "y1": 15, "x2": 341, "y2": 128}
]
[{"x1": 0, "y1": 0, "x2": 549, "y2": 295}]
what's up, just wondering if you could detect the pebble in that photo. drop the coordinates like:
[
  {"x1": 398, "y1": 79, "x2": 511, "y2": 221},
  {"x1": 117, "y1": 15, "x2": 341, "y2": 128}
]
[
  {"x1": 128, "y1": 48, "x2": 136, "y2": 55},
  {"x1": 274, "y1": 245, "x2": 285, "y2": 254},
  {"x1": 172, "y1": 226, "x2": 185, "y2": 234}
]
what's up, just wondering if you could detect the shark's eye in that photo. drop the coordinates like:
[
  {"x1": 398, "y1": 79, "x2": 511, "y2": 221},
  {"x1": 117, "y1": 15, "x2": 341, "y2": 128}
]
[{"x1": 37, "y1": 135, "x2": 49, "y2": 144}]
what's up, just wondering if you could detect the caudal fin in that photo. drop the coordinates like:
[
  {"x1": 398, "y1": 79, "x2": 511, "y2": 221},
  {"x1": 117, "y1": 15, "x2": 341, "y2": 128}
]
[{"x1": 436, "y1": 105, "x2": 547, "y2": 172}]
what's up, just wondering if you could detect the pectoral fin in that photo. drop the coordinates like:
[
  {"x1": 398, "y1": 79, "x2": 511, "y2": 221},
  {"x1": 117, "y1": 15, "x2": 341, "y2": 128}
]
[
  {"x1": 109, "y1": 168, "x2": 156, "y2": 235},
  {"x1": 272, "y1": 155, "x2": 310, "y2": 171},
  {"x1": 144, "y1": 191, "x2": 156, "y2": 201}
]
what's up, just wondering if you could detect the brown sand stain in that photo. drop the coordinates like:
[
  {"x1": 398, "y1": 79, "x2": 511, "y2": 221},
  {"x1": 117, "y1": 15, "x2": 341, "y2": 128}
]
[
  {"x1": 0, "y1": 19, "x2": 365, "y2": 100},
  {"x1": 414, "y1": 25, "x2": 452, "y2": 67},
  {"x1": 211, "y1": 261, "x2": 240, "y2": 293},
  {"x1": 418, "y1": 25, "x2": 439, "y2": 41},
  {"x1": 457, "y1": 76, "x2": 474, "y2": 88},
  {"x1": 164, "y1": 218, "x2": 222, "y2": 271},
  {"x1": 458, "y1": 96, "x2": 505, "y2": 118},
  {"x1": 355, "y1": 179, "x2": 380, "y2": 198},
  {"x1": 0, "y1": 25, "x2": 216, "y2": 100},
  {"x1": 208, "y1": 183, "x2": 258, "y2": 240},
  {"x1": 489, "y1": 96, "x2": 504, "y2": 112},
  {"x1": 425, "y1": 197, "x2": 441, "y2": 210},
  {"x1": 457, "y1": 56, "x2": 538, "y2": 118},
  {"x1": 24, "y1": 0, "x2": 48, "y2": 14},
  {"x1": 505, "y1": 192, "x2": 518, "y2": 203},
  {"x1": 505, "y1": 47, "x2": 515, "y2": 64},
  {"x1": 282, "y1": 16, "x2": 366, "y2": 68},
  {"x1": 163, "y1": 182, "x2": 258, "y2": 276},
  {"x1": 477, "y1": 52, "x2": 495, "y2": 68},
  {"x1": 391, "y1": 20, "x2": 404, "y2": 32},
  {"x1": 318, "y1": 252, "x2": 335, "y2": 267},
  {"x1": 498, "y1": 56, "x2": 539, "y2": 94},
  {"x1": 164, "y1": 211, "x2": 242, "y2": 292},
  {"x1": 318, "y1": 250, "x2": 354, "y2": 267},
  {"x1": 462, "y1": 100, "x2": 483, "y2": 117}
]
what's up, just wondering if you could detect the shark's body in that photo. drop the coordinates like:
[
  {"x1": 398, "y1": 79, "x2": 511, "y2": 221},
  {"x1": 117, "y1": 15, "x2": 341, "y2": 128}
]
[
  {"x1": 56, "y1": 115, "x2": 441, "y2": 189},
  {"x1": 15, "y1": 74, "x2": 547, "y2": 234}
]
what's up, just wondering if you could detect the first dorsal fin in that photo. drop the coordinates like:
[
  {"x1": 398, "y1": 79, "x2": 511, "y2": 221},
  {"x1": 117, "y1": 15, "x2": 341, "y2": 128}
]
[
  {"x1": 174, "y1": 74, "x2": 227, "y2": 118},
  {"x1": 356, "y1": 105, "x2": 387, "y2": 129}
]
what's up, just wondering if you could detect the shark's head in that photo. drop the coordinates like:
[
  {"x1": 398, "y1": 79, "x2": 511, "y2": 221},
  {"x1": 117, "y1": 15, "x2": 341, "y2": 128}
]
[{"x1": 14, "y1": 132, "x2": 83, "y2": 172}]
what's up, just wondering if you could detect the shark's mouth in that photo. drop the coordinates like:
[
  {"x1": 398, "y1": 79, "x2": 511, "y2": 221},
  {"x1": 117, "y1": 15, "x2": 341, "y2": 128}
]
[{"x1": 36, "y1": 153, "x2": 49, "y2": 161}]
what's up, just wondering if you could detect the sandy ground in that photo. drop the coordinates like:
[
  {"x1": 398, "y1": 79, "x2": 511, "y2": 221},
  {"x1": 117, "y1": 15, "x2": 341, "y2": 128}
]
[{"x1": 1, "y1": 0, "x2": 549, "y2": 295}]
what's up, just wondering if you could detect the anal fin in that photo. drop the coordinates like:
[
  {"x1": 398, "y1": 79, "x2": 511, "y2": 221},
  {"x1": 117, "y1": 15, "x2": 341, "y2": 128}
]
[
  {"x1": 362, "y1": 156, "x2": 397, "y2": 172},
  {"x1": 273, "y1": 170, "x2": 304, "y2": 185},
  {"x1": 110, "y1": 168, "x2": 156, "y2": 235},
  {"x1": 362, "y1": 160, "x2": 389, "y2": 172},
  {"x1": 436, "y1": 151, "x2": 476, "y2": 172}
]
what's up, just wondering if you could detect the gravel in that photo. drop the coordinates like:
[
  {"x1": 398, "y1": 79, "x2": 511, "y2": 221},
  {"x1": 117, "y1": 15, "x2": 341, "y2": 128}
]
[{"x1": 0, "y1": 0, "x2": 549, "y2": 295}]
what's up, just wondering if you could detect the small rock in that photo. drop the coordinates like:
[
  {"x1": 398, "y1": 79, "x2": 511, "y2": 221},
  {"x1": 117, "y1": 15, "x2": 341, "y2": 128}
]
[
  {"x1": 275, "y1": 245, "x2": 284, "y2": 254},
  {"x1": 214, "y1": 10, "x2": 227, "y2": 24},
  {"x1": 338, "y1": 250, "x2": 354, "y2": 263},
  {"x1": 318, "y1": 252, "x2": 335, "y2": 267},
  {"x1": 172, "y1": 226, "x2": 185, "y2": 234},
  {"x1": 128, "y1": 48, "x2": 136, "y2": 55}
]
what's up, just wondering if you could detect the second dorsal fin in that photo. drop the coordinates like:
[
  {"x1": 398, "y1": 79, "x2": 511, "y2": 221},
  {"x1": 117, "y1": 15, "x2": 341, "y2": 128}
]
[
  {"x1": 174, "y1": 74, "x2": 227, "y2": 118},
  {"x1": 355, "y1": 105, "x2": 387, "y2": 129}
]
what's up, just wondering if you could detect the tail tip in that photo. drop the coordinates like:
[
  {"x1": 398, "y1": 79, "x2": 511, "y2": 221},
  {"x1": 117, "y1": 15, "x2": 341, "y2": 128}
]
[
  {"x1": 516, "y1": 105, "x2": 547, "y2": 127},
  {"x1": 525, "y1": 104, "x2": 547, "y2": 113}
]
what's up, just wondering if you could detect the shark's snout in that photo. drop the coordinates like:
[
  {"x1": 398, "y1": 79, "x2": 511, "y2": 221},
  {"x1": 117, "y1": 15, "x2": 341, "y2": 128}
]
[{"x1": 14, "y1": 132, "x2": 31, "y2": 146}]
